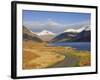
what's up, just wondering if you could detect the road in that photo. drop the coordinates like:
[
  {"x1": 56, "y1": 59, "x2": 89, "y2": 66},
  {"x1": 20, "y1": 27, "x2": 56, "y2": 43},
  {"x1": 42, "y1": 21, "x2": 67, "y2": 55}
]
[{"x1": 48, "y1": 52, "x2": 79, "y2": 68}]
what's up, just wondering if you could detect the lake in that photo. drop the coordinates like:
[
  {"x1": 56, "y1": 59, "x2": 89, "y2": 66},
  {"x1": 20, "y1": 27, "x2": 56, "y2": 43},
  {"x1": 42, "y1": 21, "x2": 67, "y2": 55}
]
[{"x1": 49, "y1": 42, "x2": 90, "y2": 51}]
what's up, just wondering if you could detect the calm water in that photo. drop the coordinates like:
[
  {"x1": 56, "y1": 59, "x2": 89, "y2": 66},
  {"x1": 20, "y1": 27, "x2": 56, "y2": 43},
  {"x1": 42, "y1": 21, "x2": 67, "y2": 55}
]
[{"x1": 50, "y1": 42, "x2": 90, "y2": 51}]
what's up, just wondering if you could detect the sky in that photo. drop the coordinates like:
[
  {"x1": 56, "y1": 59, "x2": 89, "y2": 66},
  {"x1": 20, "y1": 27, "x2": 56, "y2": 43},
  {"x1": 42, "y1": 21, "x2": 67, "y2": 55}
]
[{"x1": 22, "y1": 10, "x2": 91, "y2": 34}]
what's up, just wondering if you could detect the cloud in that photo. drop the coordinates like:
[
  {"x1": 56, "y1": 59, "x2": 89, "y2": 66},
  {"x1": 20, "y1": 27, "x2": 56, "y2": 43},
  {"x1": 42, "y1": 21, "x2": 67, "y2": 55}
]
[
  {"x1": 23, "y1": 20, "x2": 90, "y2": 34},
  {"x1": 23, "y1": 20, "x2": 66, "y2": 33}
]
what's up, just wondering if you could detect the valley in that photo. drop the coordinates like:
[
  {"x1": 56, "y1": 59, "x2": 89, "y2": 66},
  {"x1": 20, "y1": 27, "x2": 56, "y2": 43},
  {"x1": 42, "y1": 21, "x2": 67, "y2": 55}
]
[{"x1": 22, "y1": 26, "x2": 91, "y2": 69}]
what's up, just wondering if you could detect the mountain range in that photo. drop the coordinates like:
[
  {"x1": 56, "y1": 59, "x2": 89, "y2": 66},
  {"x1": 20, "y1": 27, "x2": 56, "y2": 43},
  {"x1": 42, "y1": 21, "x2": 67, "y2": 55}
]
[
  {"x1": 23, "y1": 25, "x2": 91, "y2": 43},
  {"x1": 64, "y1": 27, "x2": 87, "y2": 33},
  {"x1": 51, "y1": 26, "x2": 90, "y2": 42}
]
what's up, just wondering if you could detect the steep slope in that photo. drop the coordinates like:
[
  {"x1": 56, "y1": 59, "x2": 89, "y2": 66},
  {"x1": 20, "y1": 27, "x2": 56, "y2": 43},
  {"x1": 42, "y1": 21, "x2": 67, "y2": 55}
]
[
  {"x1": 51, "y1": 32, "x2": 77, "y2": 42},
  {"x1": 23, "y1": 26, "x2": 43, "y2": 42},
  {"x1": 74, "y1": 30, "x2": 90, "y2": 42}
]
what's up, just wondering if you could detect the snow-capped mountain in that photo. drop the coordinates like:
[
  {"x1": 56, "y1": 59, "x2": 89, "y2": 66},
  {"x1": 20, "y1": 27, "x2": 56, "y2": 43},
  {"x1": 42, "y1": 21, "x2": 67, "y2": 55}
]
[
  {"x1": 37, "y1": 30, "x2": 55, "y2": 36},
  {"x1": 37, "y1": 30, "x2": 56, "y2": 41},
  {"x1": 64, "y1": 26, "x2": 90, "y2": 33},
  {"x1": 64, "y1": 28, "x2": 78, "y2": 33},
  {"x1": 77, "y1": 27, "x2": 86, "y2": 32},
  {"x1": 51, "y1": 26, "x2": 91, "y2": 43}
]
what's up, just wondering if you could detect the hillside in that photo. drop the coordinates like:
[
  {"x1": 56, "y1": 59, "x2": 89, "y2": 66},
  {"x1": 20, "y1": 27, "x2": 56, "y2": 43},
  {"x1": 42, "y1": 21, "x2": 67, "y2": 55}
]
[
  {"x1": 23, "y1": 26, "x2": 43, "y2": 42},
  {"x1": 74, "y1": 30, "x2": 90, "y2": 42},
  {"x1": 51, "y1": 32, "x2": 77, "y2": 42}
]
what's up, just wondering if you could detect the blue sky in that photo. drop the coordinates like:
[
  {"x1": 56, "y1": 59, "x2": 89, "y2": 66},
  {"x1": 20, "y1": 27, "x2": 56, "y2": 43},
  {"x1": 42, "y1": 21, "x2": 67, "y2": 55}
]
[{"x1": 22, "y1": 10, "x2": 90, "y2": 33}]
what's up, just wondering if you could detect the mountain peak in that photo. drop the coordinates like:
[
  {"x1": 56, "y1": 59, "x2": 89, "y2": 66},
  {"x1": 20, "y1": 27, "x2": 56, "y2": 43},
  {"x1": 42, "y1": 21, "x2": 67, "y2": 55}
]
[
  {"x1": 64, "y1": 28, "x2": 77, "y2": 33},
  {"x1": 64, "y1": 26, "x2": 90, "y2": 33},
  {"x1": 37, "y1": 30, "x2": 55, "y2": 36}
]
